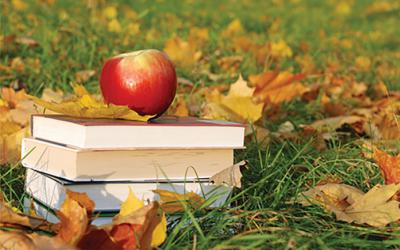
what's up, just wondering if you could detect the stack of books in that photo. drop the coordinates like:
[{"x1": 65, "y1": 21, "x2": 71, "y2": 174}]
[{"x1": 22, "y1": 115, "x2": 245, "y2": 225}]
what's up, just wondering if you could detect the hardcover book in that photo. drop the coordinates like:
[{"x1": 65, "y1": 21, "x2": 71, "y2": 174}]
[
  {"x1": 22, "y1": 138, "x2": 234, "y2": 181},
  {"x1": 31, "y1": 115, "x2": 245, "y2": 149},
  {"x1": 25, "y1": 168, "x2": 232, "y2": 212}
]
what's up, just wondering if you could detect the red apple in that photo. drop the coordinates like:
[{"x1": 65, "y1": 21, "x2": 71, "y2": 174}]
[{"x1": 100, "y1": 49, "x2": 177, "y2": 116}]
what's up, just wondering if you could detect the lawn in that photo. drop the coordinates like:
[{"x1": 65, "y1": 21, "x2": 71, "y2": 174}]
[{"x1": 1, "y1": 0, "x2": 400, "y2": 249}]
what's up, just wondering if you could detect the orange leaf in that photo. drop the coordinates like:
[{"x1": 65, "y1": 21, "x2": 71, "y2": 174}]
[
  {"x1": 251, "y1": 71, "x2": 307, "y2": 105},
  {"x1": 373, "y1": 149, "x2": 400, "y2": 184},
  {"x1": 56, "y1": 190, "x2": 91, "y2": 245}
]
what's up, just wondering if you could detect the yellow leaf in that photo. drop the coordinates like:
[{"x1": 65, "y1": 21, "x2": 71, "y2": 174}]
[
  {"x1": 28, "y1": 94, "x2": 153, "y2": 121},
  {"x1": 1, "y1": 125, "x2": 29, "y2": 165},
  {"x1": 222, "y1": 19, "x2": 244, "y2": 37},
  {"x1": 270, "y1": 40, "x2": 293, "y2": 58},
  {"x1": 153, "y1": 189, "x2": 205, "y2": 213},
  {"x1": 151, "y1": 213, "x2": 167, "y2": 247},
  {"x1": 12, "y1": 0, "x2": 27, "y2": 11},
  {"x1": 355, "y1": 56, "x2": 371, "y2": 71},
  {"x1": 103, "y1": 6, "x2": 118, "y2": 19},
  {"x1": 203, "y1": 75, "x2": 263, "y2": 123},
  {"x1": 164, "y1": 36, "x2": 202, "y2": 68},
  {"x1": 119, "y1": 188, "x2": 145, "y2": 217},
  {"x1": 108, "y1": 19, "x2": 122, "y2": 33}
]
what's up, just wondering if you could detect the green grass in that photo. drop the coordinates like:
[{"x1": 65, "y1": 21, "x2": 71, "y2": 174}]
[{"x1": 1, "y1": 0, "x2": 400, "y2": 249}]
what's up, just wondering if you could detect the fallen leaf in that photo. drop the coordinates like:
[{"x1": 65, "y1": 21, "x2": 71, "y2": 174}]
[
  {"x1": 373, "y1": 148, "x2": 400, "y2": 184},
  {"x1": 1, "y1": 125, "x2": 30, "y2": 164},
  {"x1": 222, "y1": 19, "x2": 244, "y2": 37},
  {"x1": 298, "y1": 183, "x2": 400, "y2": 227},
  {"x1": 270, "y1": 40, "x2": 293, "y2": 58},
  {"x1": 65, "y1": 190, "x2": 95, "y2": 218},
  {"x1": 306, "y1": 115, "x2": 365, "y2": 134},
  {"x1": 0, "y1": 195, "x2": 56, "y2": 231},
  {"x1": 355, "y1": 56, "x2": 371, "y2": 71},
  {"x1": 153, "y1": 189, "x2": 205, "y2": 213},
  {"x1": 164, "y1": 36, "x2": 202, "y2": 68},
  {"x1": 41, "y1": 88, "x2": 65, "y2": 103},
  {"x1": 28, "y1": 94, "x2": 152, "y2": 121},
  {"x1": 118, "y1": 188, "x2": 166, "y2": 247},
  {"x1": 203, "y1": 75, "x2": 263, "y2": 122},
  {"x1": 250, "y1": 71, "x2": 307, "y2": 106},
  {"x1": 0, "y1": 231, "x2": 77, "y2": 250},
  {"x1": 167, "y1": 95, "x2": 189, "y2": 117},
  {"x1": 110, "y1": 201, "x2": 162, "y2": 249},
  {"x1": 210, "y1": 160, "x2": 247, "y2": 188},
  {"x1": 56, "y1": 191, "x2": 90, "y2": 245},
  {"x1": 75, "y1": 70, "x2": 96, "y2": 83},
  {"x1": 1, "y1": 87, "x2": 27, "y2": 109}
]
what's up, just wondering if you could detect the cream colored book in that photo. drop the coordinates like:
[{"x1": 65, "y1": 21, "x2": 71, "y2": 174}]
[
  {"x1": 31, "y1": 115, "x2": 245, "y2": 149},
  {"x1": 25, "y1": 168, "x2": 232, "y2": 212},
  {"x1": 21, "y1": 138, "x2": 234, "y2": 181}
]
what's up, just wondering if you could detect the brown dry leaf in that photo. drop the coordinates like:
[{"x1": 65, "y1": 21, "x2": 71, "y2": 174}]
[
  {"x1": 374, "y1": 112, "x2": 400, "y2": 140},
  {"x1": 250, "y1": 71, "x2": 307, "y2": 106},
  {"x1": 306, "y1": 115, "x2": 366, "y2": 134},
  {"x1": 211, "y1": 160, "x2": 247, "y2": 188},
  {"x1": 75, "y1": 70, "x2": 96, "y2": 83},
  {"x1": 203, "y1": 75, "x2": 263, "y2": 123},
  {"x1": 298, "y1": 183, "x2": 400, "y2": 227},
  {"x1": 373, "y1": 148, "x2": 400, "y2": 184},
  {"x1": 0, "y1": 231, "x2": 77, "y2": 250},
  {"x1": 0, "y1": 196, "x2": 56, "y2": 231},
  {"x1": 56, "y1": 191, "x2": 90, "y2": 245},
  {"x1": 65, "y1": 190, "x2": 95, "y2": 218},
  {"x1": 152, "y1": 189, "x2": 205, "y2": 213},
  {"x1": 28, "y1": 93, "x2": 153, "y2": 121}
]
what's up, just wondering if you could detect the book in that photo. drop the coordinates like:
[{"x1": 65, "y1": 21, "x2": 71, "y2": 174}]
[
  {"x1": 22, "y1": 138, "x2": 234, "y2": 181},
  {"x1": 23, "y1": 197, "x2": 113, "y2": 226},
  {"x1": 25, "y1": 168, "x2": 232, "y2": 212},
  {"x1": 31, "y1": 115, "x2": 245, "y2": 149}
]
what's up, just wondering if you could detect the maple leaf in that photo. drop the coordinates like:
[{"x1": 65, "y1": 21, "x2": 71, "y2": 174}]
[
  {"x1": 0, "y1": 122, "x2": 30, "y2": 164},
  {"x1": 250, "y1": 71, "x2": 307, "y2": 106},
  {"x1": 110, "y1": 201, "x2": 163, "y2": 249},
  {"x1": 0, "y1": 231, "x2": 77, "y2": 250},
  {"x1": 56, "y1": 191, "x2": 90, "y2": 245},
  {"x1": 117, "y1": 188, "x2": 167, "y2": 247},
  {"x1": 269, "y1": 40, "x2": 293, "y2": 58},
  {"x1": 373, "y1": 149, "x2": 400, "y2": 184},
  {"x1": 164, "y1": 36, "x2": 202, "y2": 68},
  {"x1": 203, "y1": 75, "x2": 263, "y2": 123},
  {"x1": 222, "y1": 19, "x2": 244, "y2": 37},
  {"x1": 0, "y1": 195, "x2": 57, "y2": 232},
  {"x1": 152, "y1": 189, "x2": 205, "y2": 213},
  {"x1": 298, "y1": 183, "x2": 400, "y2": 227},
  {"x1": 210, "y1": 160, "x2": 247, "y2": 188},
  {"x1": 28, "y1": 93, "x2": 153, "y2": 121}
]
